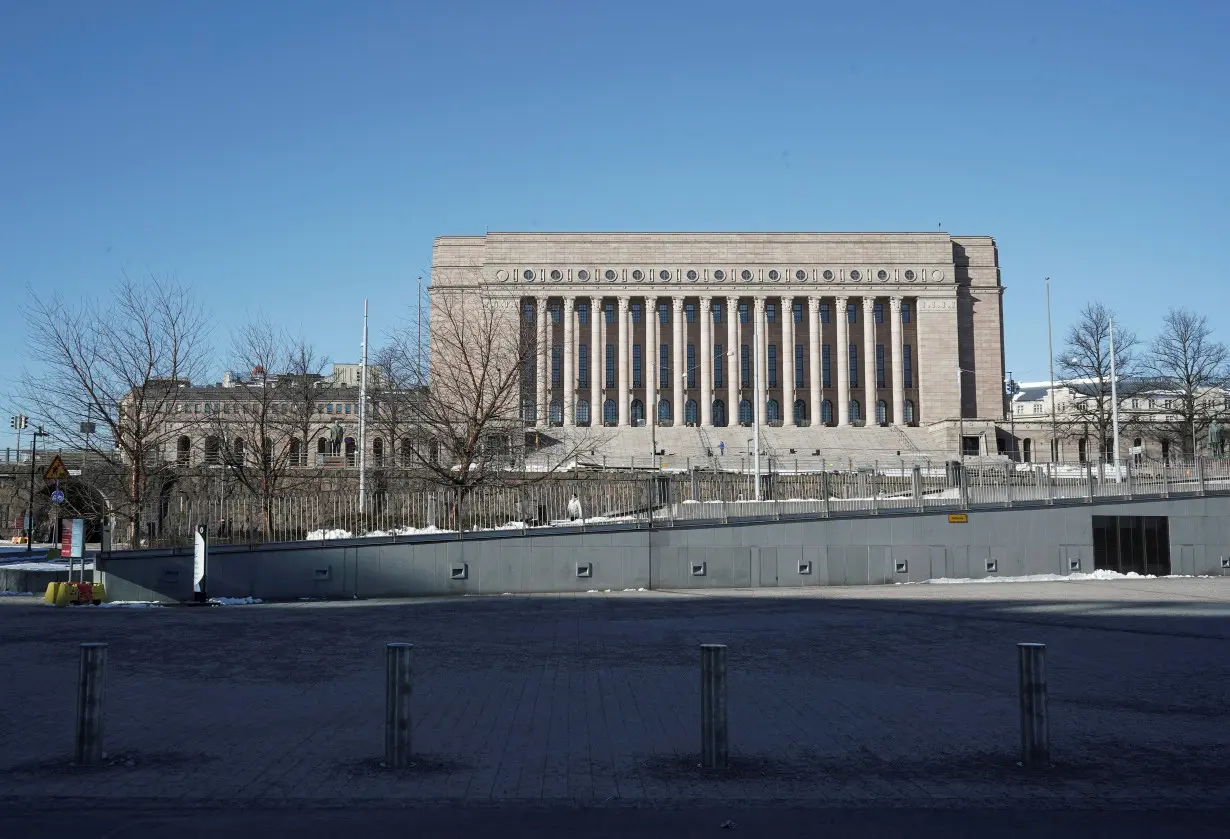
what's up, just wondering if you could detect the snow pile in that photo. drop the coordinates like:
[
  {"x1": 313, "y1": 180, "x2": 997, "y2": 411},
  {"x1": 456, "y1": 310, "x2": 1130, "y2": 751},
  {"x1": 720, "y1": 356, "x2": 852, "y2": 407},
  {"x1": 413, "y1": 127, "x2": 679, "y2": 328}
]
[
  {"x1": 365, "y1": 525, "x2": 450, "y2": 537},
  {"x1": 909, "y1": 569, "x2": 1180, "y2": 585},
  {"x1": 209, "y1": 596, "x2": 263, "y2": 605},
  {"x1": 307, "y1": 528, "x2": 353, "y2": 540},
  {"x1": 98, "y1": 601, "x2": 164, "y2": 608}
]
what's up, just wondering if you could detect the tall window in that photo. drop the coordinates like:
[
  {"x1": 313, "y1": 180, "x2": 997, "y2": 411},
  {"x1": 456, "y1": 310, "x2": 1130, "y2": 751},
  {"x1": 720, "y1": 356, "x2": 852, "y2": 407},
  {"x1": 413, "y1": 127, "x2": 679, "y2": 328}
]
[
  {"x1": 687, "y1": 344, "x2": 696, "y2": 387},
  {"x1": 847, "y1": 304, "x2": 857, "y2": 324},
  {"x1": 876, "y1": 399, "x2": 887, "y2": 425},
  {"x1": 685, "y1": 399, "x2": 698, "y2": 425},
  {"x1": 658, "y1": 302, "x2": 669, "y2": 324},
  {"x1": 576, "y1": 400, "x2": 591, "y2": 425},
  {"x1": 714, "y1": 344, "x2": 724, "y2": 387},
  {"x1": 795, "y1": 344, "x2": 805, "y2": 387},
  {"x1": 901, "y1": 302, "x2": 911, "y2": 324},
  {"x1": 523, "y1": 301, "x2": 535, "y2": 323},
  {"x1": 766, "y1": 302, "x2": 777, "y2": 324},
  {"x1": 685, "y1": 303, "x2": 696, "y2": 323},
  {"x1": 605, "y1": 344, "x2": 615, "y2": 388},
  {"x1": 875, "y1": 344, "x2": 886, "y2": 388},
  {"x1": 658, "y1": 398, "x2": 672, "y2": 423},
  {"x1": 712, "y1": 399, "x2": 726, "y2": 426},
  {"x1": 849, "y1": 345, "x2": 859, "y2": 387},
  {"x1": 631, "y1": 399, "x2": 644, "y2": 426},
  {"x1": 549, "y1": 398, "x2": 563, "y2": 425},
  {"x1": 821, "y1": 399, "x2": 833, "y2": 425},
  {"x1": 739, "y1": 302, "x2": 750, "y2": 324},
  {"x1": 738, "y1": 399, "x2": 753, "y2": 424},
  {"x1": 822, "y1": 344, "x2": 832, "y2": 387},
  {"x1": 631, "y1": 303, "x2": 642, "y2": 324},
  {"x1": 766, "y1": 399, "x2": 780, "y2": 422},
  {"x1": 578, "y1": 344, "x2": 589, "y2": 387},
  {"x1": 793, "y1": 302, "x2": 803, "y2": 323},
  {"x1": 820, "y1": 303, "x2": 830, "y2": 324},
  {"x1": 551, "y1": 346, "x2": 562, "y2": 387},
  {"x1": 578, "y1": 303, "x2": 589, "y2": 325},
  {"x1": 903, "y1": 345, "x2": 913, "y2": 388},
  {"x1": 550, "y1": 303, "x2": 561, "y2": 324},
  {"x1": 605, "y1": 303, "x2": 615, "y2": 325},
  {"x1": 659, "y1": 344, "x2": 670, "y2": 388},
  {"x1": 794, "y1": 399, "x2": 807, "y2": 424},
  {"x1": 603, "y1": 399, "x2": 617, "y2": 425},
  {"x1": 633, "y1": 344, "x2": 643, "y2": 388},
  {"x1": 874, "y1": 302, "x2": 884, "y2": 324},
  {"x1": 904, "y1": 400, "x2": 915, "y2": 425},
  {"x1": 768, "y1": 344, "x2": 778, "y2": 387},
  {"x1": 712, "y1": 302, "x2": 723, "y2": 324},
  {"x1": 741, "y1": 344, "x2": 751, "y2": 387},
  {"x1": 849, "y1": 399, "x2": 861, "y2": 423}
]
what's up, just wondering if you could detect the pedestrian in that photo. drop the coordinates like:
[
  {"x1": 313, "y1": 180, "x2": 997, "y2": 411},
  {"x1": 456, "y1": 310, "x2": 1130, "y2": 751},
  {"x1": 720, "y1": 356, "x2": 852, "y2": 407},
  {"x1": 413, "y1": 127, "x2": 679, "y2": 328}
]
[{"x1": 567, "y1": 493, "x2": 583, "y2": 521}]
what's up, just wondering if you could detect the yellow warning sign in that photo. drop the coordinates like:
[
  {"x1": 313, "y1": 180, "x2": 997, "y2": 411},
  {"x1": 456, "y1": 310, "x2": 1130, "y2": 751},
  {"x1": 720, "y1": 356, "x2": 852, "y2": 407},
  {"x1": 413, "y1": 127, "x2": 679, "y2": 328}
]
[
  {"x1": 44, "y1": 455, "x2": 70, "y2": 481},
  {"x1": 947, "y1": 513, "x2": 968, "y2": 524}
]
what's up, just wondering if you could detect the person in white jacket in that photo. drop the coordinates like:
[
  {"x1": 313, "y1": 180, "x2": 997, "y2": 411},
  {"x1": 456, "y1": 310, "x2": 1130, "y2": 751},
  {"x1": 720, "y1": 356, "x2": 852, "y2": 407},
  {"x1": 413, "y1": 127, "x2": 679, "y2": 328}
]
[{"x1": 567, "y1": 493, "x2": 583, "y2": 522}]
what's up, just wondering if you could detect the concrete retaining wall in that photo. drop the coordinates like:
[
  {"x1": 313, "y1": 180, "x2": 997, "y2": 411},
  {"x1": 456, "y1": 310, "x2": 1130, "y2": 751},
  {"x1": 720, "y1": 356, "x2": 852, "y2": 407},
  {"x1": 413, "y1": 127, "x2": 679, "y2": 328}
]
[{"x1": 95, "y1": 495, "x2": 1230, "y2": 603}]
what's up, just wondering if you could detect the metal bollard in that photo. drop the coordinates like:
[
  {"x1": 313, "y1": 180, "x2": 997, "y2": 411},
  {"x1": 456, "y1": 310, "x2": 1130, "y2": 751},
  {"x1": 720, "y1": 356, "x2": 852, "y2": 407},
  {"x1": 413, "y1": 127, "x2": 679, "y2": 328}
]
[
  {"x1": 1017, "y1": 643, "x2": 1049, "y2": 768},
  {"x1": 74, "y1": 642, "x2": 107, "y2": 765},
  {"x1": 700, "y1": 644, "x2": 728, "y2": 768},
  {"x1": 384, "y1": 642, "x2": 413, "y2": 769}
]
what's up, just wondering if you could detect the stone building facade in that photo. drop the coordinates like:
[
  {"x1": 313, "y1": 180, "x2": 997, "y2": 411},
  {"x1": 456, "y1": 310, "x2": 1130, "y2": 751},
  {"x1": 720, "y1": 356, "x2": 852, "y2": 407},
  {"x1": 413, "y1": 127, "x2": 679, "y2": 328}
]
[{"x1": 431, "y1": 232, "x2": 1007, "y2": 457}]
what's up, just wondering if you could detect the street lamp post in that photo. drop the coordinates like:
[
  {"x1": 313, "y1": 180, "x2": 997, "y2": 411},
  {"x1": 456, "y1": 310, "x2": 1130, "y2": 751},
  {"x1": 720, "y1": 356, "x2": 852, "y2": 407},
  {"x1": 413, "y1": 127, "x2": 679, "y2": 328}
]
[
  {"x1": 25, "y1": 425, "x2": 47, "y2": 553},
  {"x1": 1006, "y1": 371, "x2": 1019, "y2": 462}
]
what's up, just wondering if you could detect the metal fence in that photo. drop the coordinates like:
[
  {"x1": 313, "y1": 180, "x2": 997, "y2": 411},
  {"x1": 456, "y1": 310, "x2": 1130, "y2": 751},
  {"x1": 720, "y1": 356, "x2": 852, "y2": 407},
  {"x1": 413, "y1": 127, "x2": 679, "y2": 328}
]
[{"x1": 146, "y1": 457, "x2": 1230, "y2": 548}]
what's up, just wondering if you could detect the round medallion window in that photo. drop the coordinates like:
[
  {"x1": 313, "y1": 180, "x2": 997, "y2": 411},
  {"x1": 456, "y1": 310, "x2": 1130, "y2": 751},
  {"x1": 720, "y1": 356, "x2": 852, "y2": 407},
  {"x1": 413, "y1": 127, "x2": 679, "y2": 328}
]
[
  {"x1": 605, "y1": 269, "x2": 617, "y2": 281},
  {"x1": 578, "y1": 269, "x2": 590, "y2": 281},
  {"x1": 904, "y1": 269, "x2": 916, "y2": 282},
  {"x1": 713, "y1": 269, "x2": 725, "y2": 281},
  {"x1": 849, "y1": 269, "x2": 861, "y2": 281},
  {"x1": 659, "y1": 269, "x2": 671, "y2": 281},
  {"x1": 740, "y1": 269, "x2": 752, "y2": 281},
  {"x1": 768, "y1": 269, "x2": 780, "y2": 281},
  {"x1": 931, "y1": 269, "x2": 945, "y2": 282},
  {"x1": 822, "y1": 269, "x2": 834, "y2": 281},
  {"x1": 632, "y1": 269, "x2": 644, "y2": 281},
  {"x1": 877, "y1": 269, "x2": 888, "y2": 281},
  {"x1": 495, "y1": 269, "x2": 509, "y2": 282},
  {"x1": 523, "y1": 269, "x2": 535, "y2": 281},
  {"x1": 795, "y1": 270, "x2": 806, "y2": 281},
  {"x1": 686, "y1": 269, "x2": 698, "y2": 281},
  {"x1": 550, "y1": 269, "x2": 562, "y2": 281}
]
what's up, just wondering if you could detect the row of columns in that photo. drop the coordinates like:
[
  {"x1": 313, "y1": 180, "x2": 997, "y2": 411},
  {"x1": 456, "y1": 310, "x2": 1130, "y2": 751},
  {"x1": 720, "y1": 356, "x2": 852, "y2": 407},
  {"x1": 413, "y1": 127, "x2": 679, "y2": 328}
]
[{"x1": 533, "y1": 295, "x2": 912, "y2": 429}]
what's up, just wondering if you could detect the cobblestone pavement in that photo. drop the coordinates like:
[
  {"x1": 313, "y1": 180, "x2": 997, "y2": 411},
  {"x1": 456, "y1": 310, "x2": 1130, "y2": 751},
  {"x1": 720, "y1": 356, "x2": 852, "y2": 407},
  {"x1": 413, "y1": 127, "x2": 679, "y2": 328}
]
[{"x1": 2, "y1": 579, "x2": 1229, "y2": 811}]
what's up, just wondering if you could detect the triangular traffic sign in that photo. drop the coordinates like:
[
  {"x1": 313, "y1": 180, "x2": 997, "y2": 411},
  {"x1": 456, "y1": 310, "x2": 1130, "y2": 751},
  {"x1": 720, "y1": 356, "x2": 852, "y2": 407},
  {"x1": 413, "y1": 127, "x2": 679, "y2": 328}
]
[{"x1": 44, "y1": 454, "x2": 70, "y2": 481}]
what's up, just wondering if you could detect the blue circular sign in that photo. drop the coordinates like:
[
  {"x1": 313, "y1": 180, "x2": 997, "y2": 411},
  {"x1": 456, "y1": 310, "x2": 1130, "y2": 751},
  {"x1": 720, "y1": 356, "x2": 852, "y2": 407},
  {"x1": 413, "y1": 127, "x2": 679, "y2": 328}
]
[{"x1": 50, "y1": 490, "x2": 65, "y2": 504}]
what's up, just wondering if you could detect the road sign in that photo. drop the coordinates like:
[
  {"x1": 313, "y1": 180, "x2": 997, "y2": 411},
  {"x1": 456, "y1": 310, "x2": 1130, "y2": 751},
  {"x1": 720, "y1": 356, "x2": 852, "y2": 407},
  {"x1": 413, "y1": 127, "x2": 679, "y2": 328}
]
[
  {"x1": 44, "y1": 455, "x2": 69, "y2": 481},
  {"x1": 50, "y1": 489, "x2": 65, "y2": 504}
]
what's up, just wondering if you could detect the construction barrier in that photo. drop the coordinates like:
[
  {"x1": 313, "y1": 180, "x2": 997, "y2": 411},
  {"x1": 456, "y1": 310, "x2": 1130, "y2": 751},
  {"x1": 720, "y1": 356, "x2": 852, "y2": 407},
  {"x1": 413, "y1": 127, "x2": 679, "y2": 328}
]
[{"x1": 44, "y1": 581, "x2": 106, "y2": 607}]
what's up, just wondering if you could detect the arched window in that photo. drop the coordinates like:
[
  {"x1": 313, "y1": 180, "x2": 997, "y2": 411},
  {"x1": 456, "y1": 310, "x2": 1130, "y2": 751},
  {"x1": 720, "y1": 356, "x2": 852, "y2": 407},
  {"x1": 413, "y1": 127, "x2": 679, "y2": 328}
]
[
  {"x1": 549, "y1": 398, "x2": 563, "y2": 426},
  {"x1": 576, "y1": 399, "x2": 591, "y2": 426},
  {"x1": 176, "y1": 436, "x2": 191, "y2": 467},
  {"x1": 400, "y1": 437, "x2": 413, "y2": 466},
  {"x1": 522, "y1": 399, "x2": 536, "y2": 423},
  {"x1": 685, "y1": 399, "x2": 698, "y2": 425},
  {"x1": 766, "y1": 399, "x2": 780, "y2": 423},
  {"x1": 1133, "y1": 437, "x2": 1142, "y2": 448},
  {"x1": 738, "y1": 399, "x2": 753, "y2": 425},
  {"x1": 1078, "y1": 438, "x2": 1087, "y2": 463},
  {"x1": 904, "y1": 400, "x2": 915, "y2": 425},
  {"x1": 344, "y1": 437, "x2": 356, "y2": 466},
  {"x1": 1022, "y1": 438, "x2": 1032, "y2": 463},
  {"x1": 263, "y1": 437, "x2": 274, "y2": 468},
  {"x1": 430, "y1": 441, "x2": 441, "y2": 465},
  {"x1": 849, "y1": 399, "x2": 861, "y2": 423},
  {"x1": 875, "y1": 399, "x2": 888, "y2": 426},
  {"x1": 821, "y1": 399, "x2": 833, "y2": 425},
  {"x1": 712, "y1": 399, "x2": 726, "y2": 427},
  {"x1": 603, "y1": 399, "x2": 617, "y2": 425},
  {"x1": 372, "y1": 437, "x2": 384, "y2": 467},
  {"x1": 288, "y1": 437, "x2": 302, "y2": 467},
  {"x1": 203, "y1": 436, "x2": 220, "y2": 465},
  {"x1": 793, "y1": 399, "x2": 807, "y2": 425},
  {"x1": 658, "y1": 398, "x2": 672, "y2": 424},
  {"x1": 631, "y1": 399, "x2": 645, "y2": 426}
]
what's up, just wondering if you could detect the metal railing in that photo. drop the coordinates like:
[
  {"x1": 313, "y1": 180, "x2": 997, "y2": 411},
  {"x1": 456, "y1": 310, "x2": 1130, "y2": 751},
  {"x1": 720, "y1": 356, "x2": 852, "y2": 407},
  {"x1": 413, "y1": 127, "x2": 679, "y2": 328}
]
[{"x1": 139, "y1": 457, "x2": 1230, "y2": 548}]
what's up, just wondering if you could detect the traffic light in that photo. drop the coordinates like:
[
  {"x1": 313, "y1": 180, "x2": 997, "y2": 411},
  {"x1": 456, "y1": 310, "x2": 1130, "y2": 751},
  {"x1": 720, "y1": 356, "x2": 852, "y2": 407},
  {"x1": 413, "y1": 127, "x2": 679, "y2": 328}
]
[{"x1": 9, "y1": 414, "x2": 27, "y2": 431}]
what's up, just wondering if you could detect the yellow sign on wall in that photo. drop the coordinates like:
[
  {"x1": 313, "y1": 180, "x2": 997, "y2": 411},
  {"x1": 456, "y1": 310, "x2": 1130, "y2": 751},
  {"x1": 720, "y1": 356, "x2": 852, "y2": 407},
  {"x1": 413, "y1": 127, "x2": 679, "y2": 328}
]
[{"x1": 947, "y1": 513, "x2": 968, "y2": 524}]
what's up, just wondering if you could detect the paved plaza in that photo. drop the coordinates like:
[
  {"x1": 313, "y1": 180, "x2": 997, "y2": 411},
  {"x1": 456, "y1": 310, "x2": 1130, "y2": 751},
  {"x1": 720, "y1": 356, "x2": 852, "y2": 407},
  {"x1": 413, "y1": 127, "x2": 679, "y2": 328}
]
[{"x1": 2, "y1": 578, "x2": 1229, "y2": 834}]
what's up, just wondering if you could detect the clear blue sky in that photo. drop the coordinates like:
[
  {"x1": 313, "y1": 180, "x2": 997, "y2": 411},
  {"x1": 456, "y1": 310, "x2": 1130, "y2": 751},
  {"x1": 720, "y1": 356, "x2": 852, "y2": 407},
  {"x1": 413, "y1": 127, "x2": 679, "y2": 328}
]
[{"x1": 2, "y1": 0, "x2": 1227, "y2": 447}]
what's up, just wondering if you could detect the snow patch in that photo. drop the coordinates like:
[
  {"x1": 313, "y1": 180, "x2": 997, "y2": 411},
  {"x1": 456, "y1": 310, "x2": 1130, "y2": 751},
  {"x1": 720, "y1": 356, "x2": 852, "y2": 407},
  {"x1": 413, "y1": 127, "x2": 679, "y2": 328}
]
[
  {"x1": 209, "y1": 596, "x2": 263, "y2": 605},
  {"x1": 0, "y1": 591, "x2": 35, "y2": 597},
  {"x1": 904, "y1": 569, "x2": 1204, "y2": 585},
  {"x1": 98, "y1": 601, "x2": 164, "y2": 609}
]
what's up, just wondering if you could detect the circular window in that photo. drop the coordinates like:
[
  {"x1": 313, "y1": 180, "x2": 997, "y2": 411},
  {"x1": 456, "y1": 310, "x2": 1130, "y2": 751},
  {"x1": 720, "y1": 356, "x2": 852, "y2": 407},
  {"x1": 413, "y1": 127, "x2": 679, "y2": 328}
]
[
  {"x1": 523, "y1": 269, "x2": 535, "y2": 281},
  {"x1": 632, "y1": 269, "x2": 643, "y2": 281},
  {"x1": 713, "y1": 269, "x2": 725, "y2": 281},
  {"x1": 877, "y1": 269, "x2": 888, "y2": 281},
  {"x1": 659, "y1": 269, "x2": 670, "y2": 281},
  {"x1": 604, "y1": 269, "x2": 617, "y2": 281},
  {"x1": 549, "y1": 269, "x2": 562, "y2": 281},
  {"x1": 686, "y1": 269, "x2": 698, "y2": 281},
  {"x1": 740, "y1": 269, "x2": 752, "y2": 281},
  {"x1": 768, "y1": 269, "x2": 780, "y2": 281},
  {"x1": 822, "y1": 269, "x2": 834, "y2": 281},
  {"x1": 904, "y1": 269, "x2": 916, "y2": 282},
  {"x1": 578, "y1": 269, "x2": 590, "y2": 281},
  {"x1": 795, "y1": 270, "x2": 806, "y2": 281},
  {"x1": 931, "y1": 269, "x2": 945, "y2": 282},
  {"x1": 849, "y1": 269, "x2": 861, "y2": 281},
  {"x1": 495, "y1": 269, "x2": 509, "y2": 282}
]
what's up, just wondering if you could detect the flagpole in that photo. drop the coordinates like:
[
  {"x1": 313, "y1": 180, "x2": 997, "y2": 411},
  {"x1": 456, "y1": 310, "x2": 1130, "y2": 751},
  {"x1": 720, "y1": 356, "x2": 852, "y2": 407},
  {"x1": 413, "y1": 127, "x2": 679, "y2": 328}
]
[
  {"x1": 1109, "y1": 317, "x2": 1121, "y2": 482},
  {"x1": 358, "y1": 299, "x2": 369, "y2": 514},
  {"x1": 1046, "y1": 277, "x2": 1058, "y2": 462}
]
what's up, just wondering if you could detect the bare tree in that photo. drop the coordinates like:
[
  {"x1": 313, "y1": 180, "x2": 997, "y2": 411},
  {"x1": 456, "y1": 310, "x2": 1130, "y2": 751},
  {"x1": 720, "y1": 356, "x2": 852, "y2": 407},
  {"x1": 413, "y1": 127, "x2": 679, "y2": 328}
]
[
  {"x1": 18, "y1": 272, "x2": 210, "y2": 546},
  {"x1": 206, "y1": 322, "x2": 331, "y2": 537},
  {"x1": 1143, "y1": 308, "x2": 1229, "y2": 458},
  {"x1": 1055, "y1": 302, "x2": 1142, "y2": 460}
]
